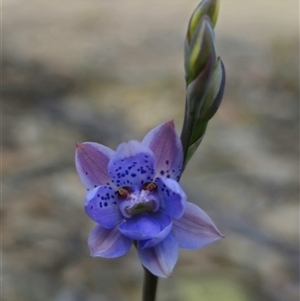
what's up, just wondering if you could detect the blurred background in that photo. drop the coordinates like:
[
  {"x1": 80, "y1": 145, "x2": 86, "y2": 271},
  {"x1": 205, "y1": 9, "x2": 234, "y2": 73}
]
[{"x1": 3, "y1": 0, "x2": 299, "y2": 300}]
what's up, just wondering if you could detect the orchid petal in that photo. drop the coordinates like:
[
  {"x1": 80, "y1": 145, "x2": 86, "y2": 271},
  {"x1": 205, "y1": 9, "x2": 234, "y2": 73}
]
[
  {"x1": 139, "y1": 211, "x2": 172, "y2": 249},
  {"x1": 84, "y1": 185, "x2": 122, "y2": 229},
  {"x1": 138, "y1": 233, "x2": 178, "y2": 278},
  {"x1": 88, "y1": 225, "x2": 132, "y2": 258},
  {"x1": 75, "y1": 142, "x2": 114, "y2": 190},
  {"x1": 108, "y1": 140, "x2": 155, "y2": 188},
  {"x1": 118, "y1": 214, "x2": 161, "y2": 240},
  {"x1": 142, "y1": 121, "x2": 183, "y2": 180},
  {"x1": 156, "y1": 177, "x2": 187, "y2": 219},
  {"x1": 172, "y1": 202, "x2": 224, "y2": 249}
]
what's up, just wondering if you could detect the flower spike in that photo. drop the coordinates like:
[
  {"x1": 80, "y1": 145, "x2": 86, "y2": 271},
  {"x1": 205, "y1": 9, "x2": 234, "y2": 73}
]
[{"x1": 181, "y1": 0, "x2": 225, "y2": 167}]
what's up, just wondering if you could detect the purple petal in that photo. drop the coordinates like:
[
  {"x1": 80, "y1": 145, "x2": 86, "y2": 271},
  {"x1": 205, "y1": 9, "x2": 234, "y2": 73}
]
[
  {"x1": 156, "y1": 177, "x2": 187, "y2": 219},
  {"x1": 139, "y1": 211, "x2": 172, "y2": 249},
  {"x1": 75, "y1": 142, "x2": 114, "y2": 190},
  {"x1": 108, "y1": 140, "x2": 155, "y2": 188},
  {"x1": 118, "y1": 214, "x2": 161, "y2": 240},
  {"x1": 138, "y1": 233, "x2": 178, "y2": 278},
  {"x1": 172, "y1": 202, "x2": 224, "y2": 249},
  {"x1": 142, "y1": 121, "x2": 183, "y2": 181},
  {"x1": 85, "y1": 185, "x2": 122, "y2": 229},
  {"x1": 88, "y1": 225, "x2": 132, "y2": 258}
]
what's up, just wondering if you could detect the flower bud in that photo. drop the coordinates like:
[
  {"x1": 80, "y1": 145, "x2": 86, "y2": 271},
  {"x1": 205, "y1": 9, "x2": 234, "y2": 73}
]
[
  {"x1": 185, "y1": 16, "x2": 216, "y2": 85},
  {"x1": 185, "y1": 53, "x2": 215, "y2": 116},
  {"x1": 180, "y1": 0, "x2": 225, "y2": 167},
  {"x1": 184, "y1": 58, "x2": 225, "y2": 163},
  {"x1": 199, "y1": 57, "x2": 226, "y2": 120},
  {"x1": 186, "y1": 0, "x2": 220, "y2": 44}
]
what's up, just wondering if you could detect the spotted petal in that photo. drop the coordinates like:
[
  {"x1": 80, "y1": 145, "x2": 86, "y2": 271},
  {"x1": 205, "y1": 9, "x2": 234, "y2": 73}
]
[
  {"x1": 138, "y1": 233, "x2": 178, "y2": 278},
  {"x1": 85, "y1": 185, "x2": 122, "y2": 229},
  {"x1": 156, "y1": 177, "x2": 187, "y2": 219},
  {"x1": 142, "y1": 121, "x2": 183, "y2": 181},
  {"x1": 172, "y1": 202, "x2": 224, "y2": 249},
  {"x1": 75, "y1": 142, "x2": 114, "y2": 190},
  {"x1": 88, "y1": 225, "x2": 132, "y2": 258},
  {"x1": 108, "y1": 140, "x2": 155, "y2": 188}
]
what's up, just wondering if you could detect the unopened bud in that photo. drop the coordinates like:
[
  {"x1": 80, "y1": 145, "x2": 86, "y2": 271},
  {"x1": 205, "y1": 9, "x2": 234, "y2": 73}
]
[
  {"x1": 185, "y1": 16, "x2": 216, "y2": 85},
  {"x1": 180, "y1": 0, "x2": 225, "y2": 167},
  {"x1": 187, "y1": 0, "x2": 220, "y2": 44},
  {"x1": 199, "y1": 57, "x2": 226, "y2": 120},
  {"x1": 186, "y1": 53, "x2": 215, "y2": 116}
]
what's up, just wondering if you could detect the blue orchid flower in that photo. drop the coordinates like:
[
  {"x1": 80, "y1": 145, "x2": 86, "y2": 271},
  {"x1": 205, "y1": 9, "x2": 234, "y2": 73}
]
[{"x1": 75, "y1": 121, "x2": 223, "y2": 277}]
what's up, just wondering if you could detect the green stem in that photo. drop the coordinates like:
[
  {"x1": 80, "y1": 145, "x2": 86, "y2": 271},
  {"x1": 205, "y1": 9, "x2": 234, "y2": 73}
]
[
  {"x1": 180, "y1": 106, "x2": 196, "y2": 169},
  {"x1": 142, "y1": 267, "x2": 158, "y2": 301}
]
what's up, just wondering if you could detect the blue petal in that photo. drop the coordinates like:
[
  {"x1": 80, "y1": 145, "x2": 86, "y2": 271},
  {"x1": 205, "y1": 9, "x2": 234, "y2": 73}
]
[
  {"x1": 138, "y1": 233, "x2": 178, "y2": 278},
  {"x1": 88, "y1": 225, "x2": 132, "y2": 258},
  {"x1": 85, "y1": 185, "x2": 122, "y2": 229},
  {"x1": 172, "y1": 202, "x2": 224, "y2": 249},
  {"x1": 139, "y1": 211, "x2": 172, "y2": 249},
  {"x1": 108, "y1": 141, "x2": 156, "y2": 188},
  {"x1": 156, "y1": 177, "x2": 187, "y2": 219},
  {"x1": 142, "y1": 121, "x2": 183, "y2": 181},
  {"x1": 75, "y1": 142, "x2": 114, "y2": 190},
  {"x1": 118, "y1": 214, "x2": 161, "y2": 240}
]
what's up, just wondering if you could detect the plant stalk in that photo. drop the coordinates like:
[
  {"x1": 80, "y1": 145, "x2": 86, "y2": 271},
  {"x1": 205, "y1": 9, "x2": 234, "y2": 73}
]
[{"x1": 142, "y1": 267, "x2": 158, "y2": 301}]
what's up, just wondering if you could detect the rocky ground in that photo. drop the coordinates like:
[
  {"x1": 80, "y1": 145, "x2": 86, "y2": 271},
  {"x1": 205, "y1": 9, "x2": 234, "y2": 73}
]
[{"x1": 3, "y1": 1, "x2": 299, "y2": 301}]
